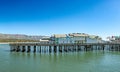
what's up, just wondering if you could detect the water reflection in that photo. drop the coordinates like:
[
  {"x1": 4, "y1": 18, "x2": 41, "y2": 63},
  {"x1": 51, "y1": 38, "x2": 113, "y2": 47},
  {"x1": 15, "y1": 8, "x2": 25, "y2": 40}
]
[{"x1": 9, "y1": 52, "x2": 107, "y2": 62}]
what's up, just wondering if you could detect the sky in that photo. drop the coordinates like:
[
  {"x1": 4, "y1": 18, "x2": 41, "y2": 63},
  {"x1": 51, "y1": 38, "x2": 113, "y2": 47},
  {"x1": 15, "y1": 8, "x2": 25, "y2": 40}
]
[{"x1": 0, "y1": 0, "x2": 120, "y2": 40}]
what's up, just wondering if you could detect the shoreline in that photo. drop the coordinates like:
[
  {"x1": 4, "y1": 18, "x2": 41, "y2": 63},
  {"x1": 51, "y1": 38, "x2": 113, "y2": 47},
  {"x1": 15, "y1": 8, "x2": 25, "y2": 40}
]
[
  {"x1": 0, "y1": 42, "x2": 40, "y2": 44},
  {"x1": 0, "y1": 43, "x2": 9, "y2": 44}
]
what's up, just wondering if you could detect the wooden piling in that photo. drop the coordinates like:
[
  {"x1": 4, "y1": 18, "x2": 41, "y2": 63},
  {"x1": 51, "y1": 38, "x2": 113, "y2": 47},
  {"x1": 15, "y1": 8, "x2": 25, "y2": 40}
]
[
  {"x1": 27, "y1": 46, "x2": 31, "y2": 53},
  {"x1": 22, "y1": 46, "x2": 26, "y2": 52}
]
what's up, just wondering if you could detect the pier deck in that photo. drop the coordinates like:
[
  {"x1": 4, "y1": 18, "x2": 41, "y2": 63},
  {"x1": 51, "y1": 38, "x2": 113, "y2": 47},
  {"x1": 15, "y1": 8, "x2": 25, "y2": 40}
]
[{"x1": 9, "y1": 42, "x2": 120, "y2": 53}]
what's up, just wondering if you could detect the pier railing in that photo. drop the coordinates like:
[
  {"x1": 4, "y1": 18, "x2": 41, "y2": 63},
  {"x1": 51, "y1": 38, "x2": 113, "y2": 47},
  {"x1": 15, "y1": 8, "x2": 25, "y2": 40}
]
[{"x1": 9, "y1": 42, "x2": 120, "y2": 45}]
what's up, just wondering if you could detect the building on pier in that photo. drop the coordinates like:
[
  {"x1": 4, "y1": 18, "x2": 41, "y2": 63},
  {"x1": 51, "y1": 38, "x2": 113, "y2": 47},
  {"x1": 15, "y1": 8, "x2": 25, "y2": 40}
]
[
  {"x1": 107, "y1": 36, "x2": 120, "y2": 43},
  {"x1": 39, "y1": 36, "x2": 50, "y2": 44},
  {"x1": 50, "y1": 33, "x2": 104, "y2": 44}
]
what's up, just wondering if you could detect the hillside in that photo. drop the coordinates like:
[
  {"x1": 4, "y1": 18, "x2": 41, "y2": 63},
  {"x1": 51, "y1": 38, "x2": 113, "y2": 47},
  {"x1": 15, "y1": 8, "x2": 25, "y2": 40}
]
[{"x1": 0, "y1": 33, "x2": 49, "y2": 42}]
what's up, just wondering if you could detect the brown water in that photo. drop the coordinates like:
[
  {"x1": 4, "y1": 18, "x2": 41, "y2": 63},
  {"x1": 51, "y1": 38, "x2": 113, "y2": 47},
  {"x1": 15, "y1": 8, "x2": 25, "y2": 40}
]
[{"x1": 0, "y1": 44, "x2": 120, "y2": 72}]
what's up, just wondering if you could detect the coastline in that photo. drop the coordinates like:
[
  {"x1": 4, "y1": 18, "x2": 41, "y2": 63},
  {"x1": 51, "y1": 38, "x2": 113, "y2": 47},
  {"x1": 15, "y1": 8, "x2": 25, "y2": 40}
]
[
  {"x1": 0, "y1": 42, "x2": 40, "y2": 44},
  {"x1": 0, "y1": 42, "x2": 9, "y2": 44}
]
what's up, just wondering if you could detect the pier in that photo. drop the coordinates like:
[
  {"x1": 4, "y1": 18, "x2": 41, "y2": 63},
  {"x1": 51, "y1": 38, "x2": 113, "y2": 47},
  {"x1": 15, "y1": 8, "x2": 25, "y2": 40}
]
[{"x1": 9, "y1": 42, "x2": 120, "y2": 53}]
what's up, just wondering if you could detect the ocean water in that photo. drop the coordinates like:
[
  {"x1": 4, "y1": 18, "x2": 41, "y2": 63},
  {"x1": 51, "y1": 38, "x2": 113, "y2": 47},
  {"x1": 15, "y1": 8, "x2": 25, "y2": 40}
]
[{"x1": 0, "y1": 44, "x2": 120, "y2": 72}]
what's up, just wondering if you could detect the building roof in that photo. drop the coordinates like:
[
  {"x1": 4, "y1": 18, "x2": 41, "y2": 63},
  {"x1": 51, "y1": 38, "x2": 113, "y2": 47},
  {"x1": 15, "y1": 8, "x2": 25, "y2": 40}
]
[
  {"x1": 53, "y1": 34, "x2": 67, "y2": 38},
  {"x1": 69, "y1": 33, "x2": 89, "y2": 37}
]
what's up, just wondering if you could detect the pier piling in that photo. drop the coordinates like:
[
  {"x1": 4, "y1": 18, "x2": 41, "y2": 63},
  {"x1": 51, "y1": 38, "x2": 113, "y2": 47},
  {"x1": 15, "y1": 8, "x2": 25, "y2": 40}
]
[{"x1": 9, "y1": 42, "x2": 120, "y2": 53}]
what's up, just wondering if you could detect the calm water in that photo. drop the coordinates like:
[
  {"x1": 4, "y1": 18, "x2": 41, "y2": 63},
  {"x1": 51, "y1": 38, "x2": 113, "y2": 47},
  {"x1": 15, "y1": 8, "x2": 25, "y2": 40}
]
[{"x1": 0, "y1": 44, "x2": 120, "y2": 72}]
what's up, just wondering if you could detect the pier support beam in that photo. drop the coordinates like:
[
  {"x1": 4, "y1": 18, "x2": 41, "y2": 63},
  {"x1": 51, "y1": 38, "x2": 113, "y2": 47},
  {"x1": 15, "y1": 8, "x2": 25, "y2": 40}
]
[
  {"x1": 16, "y1": 46, "x2": 20, "y2": 52},
  {"x1": 59, "y1": 45, "x2": 62, "y2": 53},
  {"x1": 77, "y1": 45, "x2": 81, "y2": 52},
  {"x1": 27, "y1": 46, "x2": 31, "y2": 53},
  {"x1": 39, "y1": 46, "x2": 41, "y2": 53},
  {"x1": 84, "y1": 45, "x2": 91, "y2": 51},
  {"x1": 33, "y1": 46, "x2": 36, "y2": 53},
  {"x1": 49, "y1": 46, "x2": 52, "y2": 53},
  {"x1": 54, "y1": 46, "x2": 57, "y2": 53},
  {"x1": 64, "y1": 45, "x2": 68, "y2": 52},
  {"x1": 115, "y1": 45, "x2": 119, "y2": 51},
  {"x1": 102, "y1": 45, "x2": 105, "y2": 51},
  {"x1": 67, "y1": 46, "x2": 70, "y2": 52},
  {"x1": 71, "y1": 45, "x2": 74, "y2": 52},
  {"x1": 22, "y1": 46, "x2": 26, "y2": 52},
  {"x1": 119, "y1": 45, "x2": 120, "y2": 51},
  {"x1": 111, "y1": 45, "x2": 114, "y2": 51}
]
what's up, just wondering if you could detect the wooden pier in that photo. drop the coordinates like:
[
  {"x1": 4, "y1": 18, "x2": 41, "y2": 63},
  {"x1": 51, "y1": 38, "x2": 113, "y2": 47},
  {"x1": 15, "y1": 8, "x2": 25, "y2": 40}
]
[{"x1": 9, "y1": 42, "x2": 120, "y2": 53}]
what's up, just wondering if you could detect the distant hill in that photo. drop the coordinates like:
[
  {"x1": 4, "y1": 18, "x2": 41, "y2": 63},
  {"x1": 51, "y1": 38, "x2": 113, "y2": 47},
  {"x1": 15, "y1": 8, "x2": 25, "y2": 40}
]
[{"x1": 0, "y1": 33, "x2": 49, "y2": 41}]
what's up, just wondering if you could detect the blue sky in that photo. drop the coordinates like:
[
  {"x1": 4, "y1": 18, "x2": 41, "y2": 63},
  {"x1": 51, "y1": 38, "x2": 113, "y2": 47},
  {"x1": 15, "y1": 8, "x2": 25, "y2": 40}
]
[{"x1": 0, "y1": 0, "x2": 120, "y2": 40}]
